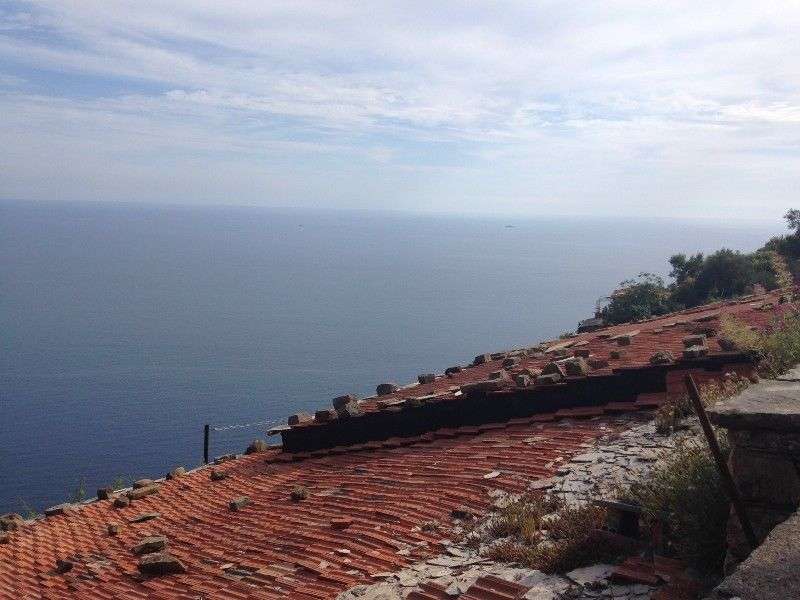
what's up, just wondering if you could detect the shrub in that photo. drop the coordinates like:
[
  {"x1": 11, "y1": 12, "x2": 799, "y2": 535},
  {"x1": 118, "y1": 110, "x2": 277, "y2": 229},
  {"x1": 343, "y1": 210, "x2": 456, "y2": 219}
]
[
  {"x1": 769, "y1": 251, "x2": 794, "y2": 290},
  {"x1": 721, "y1": 313, "x2": 800, "y2": 377},
  {"x1": 763, "y1": 209, "x2": 800, "y2": 279},
  {"x1": 69, "y1": 478, "x2": 87, "y2": 503},
  {"x1": 17, "y1": 499, "x2": 39, "y2": 520},
  {"x1": 602, "y1": 227, "x2": 793, "y2": 326},
  {"x1": 654, "y1": 375, "x2": 750, "y2": 434},
  {"x1": 761, "y1": 314, "x2": 800, "y2": 376},
  {"x1": 482, "y1": 495, "x2": 624, "y2": 573},
  {"x1": 695, "y1": 249, "x2": 770, "y2": 299},
  {"x1": 484, "y1": 494, "x2": 560, "y2": 543},
  {"x1": 600, "y1": 273, "x2": 677, "y2": 325},
  {"x1": 654, "y1": 394, "x2": 694, "y2": 434},
  {"x1": 719, "y1": 315, "x2": 764, "y2": 355},
  {"x1": 670, "y1": 249, "x2": 777, "y2": 309},
  {"x1": 619, "y1": 438, "x2": 730, "y2": 575}
]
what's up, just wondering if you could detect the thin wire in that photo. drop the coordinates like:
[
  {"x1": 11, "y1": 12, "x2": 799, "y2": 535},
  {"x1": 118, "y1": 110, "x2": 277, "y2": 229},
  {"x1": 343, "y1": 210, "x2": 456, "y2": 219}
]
[{"x1": 212, "y1": 419, "x2": 282, "y2": 432}]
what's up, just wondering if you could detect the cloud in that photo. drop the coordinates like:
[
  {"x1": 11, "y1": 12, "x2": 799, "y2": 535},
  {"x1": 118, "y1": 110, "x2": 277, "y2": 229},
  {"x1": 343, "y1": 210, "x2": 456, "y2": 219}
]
[{"x1": 1, "y1": 1, "x2": 799, "y2": 217}]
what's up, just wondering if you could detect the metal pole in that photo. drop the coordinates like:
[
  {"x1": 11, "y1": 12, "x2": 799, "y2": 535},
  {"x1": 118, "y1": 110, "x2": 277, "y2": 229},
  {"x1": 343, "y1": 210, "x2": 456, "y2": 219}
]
[
  {"x1": 203, "y1": 424, "x2": 210, "y2": 464},
  {"x1": 685, "y1": 374, "x2": 758, "y2": 550}
]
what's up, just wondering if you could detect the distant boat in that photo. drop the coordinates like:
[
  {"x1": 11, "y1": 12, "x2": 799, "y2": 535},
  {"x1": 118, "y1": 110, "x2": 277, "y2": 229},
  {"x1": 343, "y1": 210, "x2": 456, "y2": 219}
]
[{"x1": 505, "y1": 224, "x2": 515, "y2": 229}]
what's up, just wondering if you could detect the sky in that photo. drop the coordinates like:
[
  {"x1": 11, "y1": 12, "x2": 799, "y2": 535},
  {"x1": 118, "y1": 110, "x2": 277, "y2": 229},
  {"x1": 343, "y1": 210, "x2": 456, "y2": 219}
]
[{"x1": 1, "y1": 1, "x2": 799, "y2": 218}]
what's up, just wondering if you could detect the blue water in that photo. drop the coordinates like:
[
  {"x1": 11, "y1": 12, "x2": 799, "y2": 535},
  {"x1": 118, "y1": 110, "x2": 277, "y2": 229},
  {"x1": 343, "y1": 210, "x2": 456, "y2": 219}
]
[{"x1": 0, "y1": 200, "x2": 783, "y2": 513}]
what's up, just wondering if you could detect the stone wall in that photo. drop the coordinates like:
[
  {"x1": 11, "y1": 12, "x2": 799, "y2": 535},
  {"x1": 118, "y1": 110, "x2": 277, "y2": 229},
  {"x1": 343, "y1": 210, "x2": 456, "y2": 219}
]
[
  {"x1": 708, "y1": 372, "x2": 800, "y2": 571},
  {"x1": 706, "y1": 509, "x2": 800, "y2": 600}
]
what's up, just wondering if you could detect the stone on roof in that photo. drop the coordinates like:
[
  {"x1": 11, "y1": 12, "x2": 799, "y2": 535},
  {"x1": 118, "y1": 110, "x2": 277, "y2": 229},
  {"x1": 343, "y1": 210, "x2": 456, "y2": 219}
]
[
  {"x1": 138, "y1": 552, "x2": 186, "y2": 576},
  {"x1": 332, "y1": 394, "x2": 359, "y2": 410},
  {"x1": 577, "y1": 316, "x2": 605, "y2": 333},
  {"x1": 683, "y1": 345, "x2": 708, "y2": 359},
  {"x1": 376, "y1": 383, "x2": 399, "y2": 396},
  {"x1": 473, "y1": 353, "x2": 491, "y2": 365},
  {"x1": 288, "y1": 412, "x2": 313, "y2": 426},
  {"x1": 132, "y1": 535, "x2": 168, "y2": 555}
]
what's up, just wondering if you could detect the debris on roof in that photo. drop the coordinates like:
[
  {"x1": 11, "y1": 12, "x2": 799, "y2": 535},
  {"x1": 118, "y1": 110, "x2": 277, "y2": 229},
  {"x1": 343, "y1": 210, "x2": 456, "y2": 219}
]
[{"x1": 577, "y1": 316, "x2": 606, "y2": 333}]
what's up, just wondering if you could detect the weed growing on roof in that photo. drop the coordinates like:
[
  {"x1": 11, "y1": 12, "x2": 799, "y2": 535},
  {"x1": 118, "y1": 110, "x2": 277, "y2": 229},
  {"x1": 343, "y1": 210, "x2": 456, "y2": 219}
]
[
  {"x1": 655, "y1": 374, "x2": 751, "y2": 434},
  {"x1": 617, "y1": 437, "x2": 730, "y2": 576},
  {"x1": 769, "y1": 250, "x2": 794, "y2": 290},
  {"x1": 761, "y1": 314, "x2": 800, "y2": 376},
  {"x1": 484, "y1": 494, "x2": 560, "y2": 542},
  {"x1": 420, "y1": 520, "x2": 440, "y2": 533},
  {"x1": 290, "y1": 485, "x2": 309, "y2": 502},
  {"x1": 654, "y1": 394, "x2": 694, "y2": 435},
  {"x1": 111, "y1": 476, "x2": 128, "y2": 491},
  {"x1": 17, "y1": 499, "x2": 39, "y2": 520},
  {"x1": 719, "y1": 315, "x2": 764, "y2": 356},
  {"x1": 721, "y1": 313, "x2": 800, "y2": 377},
  {"x1": 69, "y1": 477, "x2": 87, "y2": 503},
  {"x1": 480, "y1": 494, "x2": 624, "y2": 573}
]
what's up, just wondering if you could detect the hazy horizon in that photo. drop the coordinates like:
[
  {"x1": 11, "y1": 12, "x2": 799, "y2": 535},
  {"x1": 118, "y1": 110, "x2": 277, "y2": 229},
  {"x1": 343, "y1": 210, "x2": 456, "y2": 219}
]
[
  {"x1": 0, "y1": 197, "x2": 792, "y2": 226},
  {"x1": 2, "y1": 2, "x2": 800, "y2": 219}
]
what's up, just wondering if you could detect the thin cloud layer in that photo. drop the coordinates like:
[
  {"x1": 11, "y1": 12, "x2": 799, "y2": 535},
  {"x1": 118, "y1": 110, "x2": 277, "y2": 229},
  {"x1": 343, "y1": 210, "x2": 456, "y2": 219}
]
[{"x1": 1, "y1": 1, "x2": 799, "y2": 216}]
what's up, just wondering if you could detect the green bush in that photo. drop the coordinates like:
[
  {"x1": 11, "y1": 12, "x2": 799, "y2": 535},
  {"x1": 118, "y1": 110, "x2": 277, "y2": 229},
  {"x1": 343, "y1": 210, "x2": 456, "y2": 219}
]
[
  {"x1": 763, "y1": 209, "x2": 800, "y2": 279},
  {"x1": 600, "y1": 273, "x2": 678, "y2": 324},
  {"x1": 69, "y1": 477, "x2": 87, "y2": 503},
  {"x1": 620, "y1": 438, "x2": 730, "y2": 575},
  {"x1": 762, "y1": 315, "x2": 800, "y2": 376}
]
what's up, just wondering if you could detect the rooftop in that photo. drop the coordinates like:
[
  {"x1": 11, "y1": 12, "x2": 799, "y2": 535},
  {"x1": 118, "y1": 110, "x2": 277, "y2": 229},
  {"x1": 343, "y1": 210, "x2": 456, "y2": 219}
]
[
  {"x1": 278, "y1": 290, "x2": 793, "y2": 451},
  {"x1": 0, "y1": 289, "x2": 794, "y2": 599}
]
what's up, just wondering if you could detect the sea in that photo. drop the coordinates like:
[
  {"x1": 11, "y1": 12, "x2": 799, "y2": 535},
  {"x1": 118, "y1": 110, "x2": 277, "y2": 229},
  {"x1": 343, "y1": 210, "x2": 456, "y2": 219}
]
[{"x1": 0, "y1": 200, "x2": 783, "y2": 513}]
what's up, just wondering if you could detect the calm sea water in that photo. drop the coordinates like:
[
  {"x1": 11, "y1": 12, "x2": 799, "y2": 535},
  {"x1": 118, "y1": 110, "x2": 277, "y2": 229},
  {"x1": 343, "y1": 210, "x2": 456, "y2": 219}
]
[{"x1": 0, "y1": 201, "x2": 782, "y2": 513}]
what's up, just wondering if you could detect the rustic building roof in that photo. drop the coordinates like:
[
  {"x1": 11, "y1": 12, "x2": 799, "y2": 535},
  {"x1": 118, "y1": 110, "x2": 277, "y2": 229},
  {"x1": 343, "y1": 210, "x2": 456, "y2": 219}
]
[{"x1": 0, "y1": 289, "x2": 793, "y2": 599}]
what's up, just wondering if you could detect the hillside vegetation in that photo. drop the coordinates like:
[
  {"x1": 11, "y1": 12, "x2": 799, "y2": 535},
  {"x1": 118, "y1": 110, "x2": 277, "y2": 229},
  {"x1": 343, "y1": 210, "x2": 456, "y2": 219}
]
[{"x1": 599, "y1": 210, "x2": 798, "y2": 325}]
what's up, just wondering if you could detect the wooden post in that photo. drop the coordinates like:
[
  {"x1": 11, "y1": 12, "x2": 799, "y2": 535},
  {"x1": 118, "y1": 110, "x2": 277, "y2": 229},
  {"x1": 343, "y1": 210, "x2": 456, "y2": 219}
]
[
  {"x1": 685, "y1": 374, "x2": 758, "y2": 550},
  {"x1": 203, "y1": 424, "x2": 210, "y2": 464}
]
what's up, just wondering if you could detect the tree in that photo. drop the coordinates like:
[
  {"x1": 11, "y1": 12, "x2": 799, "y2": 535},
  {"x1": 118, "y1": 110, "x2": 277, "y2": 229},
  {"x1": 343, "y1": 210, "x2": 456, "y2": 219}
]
[
  {"x1": 785, "y1": 209, "x2": 800, "y2": 234},
  {"x1": 668, "y1": 253, "x2": 704, "y2": 285},
  {"x1": 600, "y1": 273, "x2": 676, "y2": 325},
  {"x1": 691, "y1": 249, "x2": 760, "y2": 300},
  {"x1": 762, "y1": 209, "x2": 800, "y2": 279}
]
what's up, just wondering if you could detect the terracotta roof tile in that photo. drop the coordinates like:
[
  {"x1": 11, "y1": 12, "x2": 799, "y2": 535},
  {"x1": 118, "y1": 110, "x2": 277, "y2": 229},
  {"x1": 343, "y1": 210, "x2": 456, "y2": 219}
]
[{"x1": 0, "y1": 414, "x2": 636, "y2": 599}]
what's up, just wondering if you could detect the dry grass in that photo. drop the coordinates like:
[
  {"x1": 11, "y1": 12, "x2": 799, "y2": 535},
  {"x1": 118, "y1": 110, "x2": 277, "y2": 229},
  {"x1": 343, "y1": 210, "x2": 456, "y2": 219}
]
[
  {"x1": 769, "y1": 251, "x2": 794, "y2": 290},
  {"x1": 721, "y1": 313, "x2": 800, "y2": 377},
  {"x1": 719, "y1": 315, "x2": 765, "y2": 356},
  {"x1": 655, "y1": 374, "x2": 750, "y2": 434},
  {"x1": 290, "y1": 485, "x2": 309, "y2": 501},
  {"x1": 480, "y1": 494, "x2": 624, "y2": 573}
]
